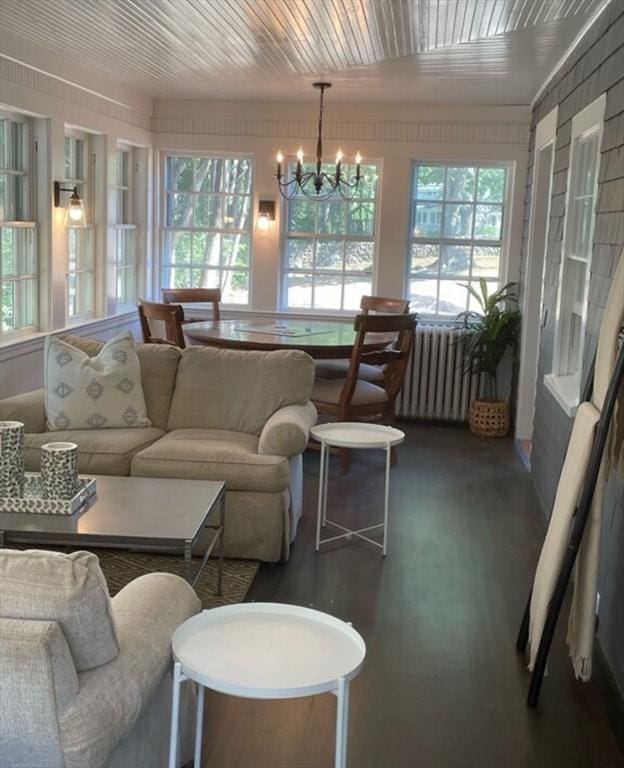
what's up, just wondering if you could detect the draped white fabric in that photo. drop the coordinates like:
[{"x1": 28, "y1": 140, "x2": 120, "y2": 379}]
[{"x1": 567, "y1": 251, "x2": 624, "y2": 679}]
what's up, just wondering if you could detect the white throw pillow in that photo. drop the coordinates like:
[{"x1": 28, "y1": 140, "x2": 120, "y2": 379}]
[{"x1": 45, "y1": 331, "x2": 152, "y2": 430}]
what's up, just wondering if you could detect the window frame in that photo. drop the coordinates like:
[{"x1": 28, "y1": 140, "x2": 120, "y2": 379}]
[
  {"x1": 64, "y1": 129, "x2": 96, "y2": 323},
  {"x1": 115, "y1": 144, "x2": 139, "y2": 311},
  {"x1": 0, "y1": 109, "x2": 38, "y2": 340},
  {"x1": 406, "y1": 159, "x2": 513, "y2": 320},
  {"x1": 545, "y1": 93, "x2": 606, "y2": 416},
  {"x1": 280, "y1": 157, "x2": 381, "y2": 314},
  {"x1": 160, "y1": 151, "x2": 254, "y2": 307}
]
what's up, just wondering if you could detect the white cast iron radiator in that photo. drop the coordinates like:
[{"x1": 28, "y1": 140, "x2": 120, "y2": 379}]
[{"x1": 396, "y1": 324, "x2": 480, "y2": 422}]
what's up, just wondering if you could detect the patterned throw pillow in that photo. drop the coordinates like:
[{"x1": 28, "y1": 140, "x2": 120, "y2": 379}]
[{"x1": 44, "y1": 331, "x2": 152, "y2": 430}]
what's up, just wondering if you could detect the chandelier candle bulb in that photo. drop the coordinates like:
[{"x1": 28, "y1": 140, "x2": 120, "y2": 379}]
[{"x1": 276, "y1": 150, "x2": 283, "y2": 180}]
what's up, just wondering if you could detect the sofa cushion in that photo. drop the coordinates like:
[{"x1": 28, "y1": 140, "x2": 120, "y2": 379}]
[
  {"x1": 25, "y1": 428, "x2": 165, "y2": 476},
  {"x1": 131, "y1": 429, "x2": 290, "y2": 492},
  {"x1": 0, "y1": 549, "x2": 119, "y2": 672},
  {"x1": 45, "y1": 332, "x2": 151, "y2": 431},
  {"x1": 59, "y1": 335, "x2": 181, "y2": 430},
  {"x1": 167, "y1": 347, "x2": 315, "y2": 435}
]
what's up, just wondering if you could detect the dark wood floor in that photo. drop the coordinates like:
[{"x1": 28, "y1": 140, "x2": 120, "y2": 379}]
[{"x1": 201, "y1": 422, "x2": 624, "y2": 768}]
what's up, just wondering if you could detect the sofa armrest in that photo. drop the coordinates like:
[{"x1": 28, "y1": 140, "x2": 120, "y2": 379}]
[
  {"x1": 258, "y1": 402, "x2": 317, "y2": 458},
  {"x1": 0, "y1": 389, "x2": 46, "y2": 433},
  {"x1": 57, "y1": 574, "x2": 200, "y2": 768},
  {"x1": 0, "y1": 618, "x2": 78, "y2": 768}
]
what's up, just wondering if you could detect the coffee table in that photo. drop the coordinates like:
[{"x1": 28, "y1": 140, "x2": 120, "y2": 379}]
[
  {"x1": 169, "y1": 603, "x2": 366, "y2": 768},
  {"x1": 311, "y1": 422, "x2": 405, "y2": 556},
  {"x1": 0, "y1": 475, "x2": 226, "y2": 593}
]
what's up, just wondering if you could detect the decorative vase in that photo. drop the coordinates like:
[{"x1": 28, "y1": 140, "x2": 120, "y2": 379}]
[
  {"x1": 41, "y1": 442, "x2": 79, "y2": 500},
  {"x1": 468, "y1": 399, "x2": 510, "y2": 438},
  {"x1": 0, "y1": 421, "x2": 25, "y2": 497}
]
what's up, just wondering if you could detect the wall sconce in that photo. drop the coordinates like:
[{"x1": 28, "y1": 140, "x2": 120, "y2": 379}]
[
  {"x1": 54, "y1": 181, "x2": 86, "y2": 227},
  {"x1": 257, "y1": 199, "x2": 275, "y2": 232}
]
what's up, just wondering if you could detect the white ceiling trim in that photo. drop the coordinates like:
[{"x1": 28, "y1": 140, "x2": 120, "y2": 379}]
[
  {"x1": 151, "y1": 115, "x2": 529, "y2": 146},
  {"x1": 0, "y1": 56, "x2": 152, "y2": 131}
]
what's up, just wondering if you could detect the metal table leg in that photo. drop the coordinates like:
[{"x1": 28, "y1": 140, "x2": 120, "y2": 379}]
[
  {"x1": 334, "y1": 675, "x2": 350, "y2": 768},
  {"x1": 194, "y1": 683, "x2": 205, "y2": 768},
  {"x1": 315, "y1": 441, "x2": 326, "y2": 552},
  {"x1": 217, "y1": 494, "x2": 225, "y2": 596},
  {"x1": 383, "y1": 443, "x2": 391, "y2": 556},
  {"x1": 168, "y1": 662, "x2": 183, "y2": 768}
]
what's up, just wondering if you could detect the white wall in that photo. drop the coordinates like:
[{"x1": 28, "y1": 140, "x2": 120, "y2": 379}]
[{"x1": 152, "y1": 99, "x2": 530, "y2": 313}]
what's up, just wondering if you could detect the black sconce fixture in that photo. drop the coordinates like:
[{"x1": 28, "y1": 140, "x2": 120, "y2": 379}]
[
  {"x1": 54, "y1": 181, "x2": 85, "y2": 226},
  {"x1": 257, "y1": 199, "x2": 276, "y2": 232}
]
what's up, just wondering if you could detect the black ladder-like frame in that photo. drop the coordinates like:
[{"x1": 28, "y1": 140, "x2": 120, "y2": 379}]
[{"x1": 516, "y1": 329, "x2": 624, "y2": 707}]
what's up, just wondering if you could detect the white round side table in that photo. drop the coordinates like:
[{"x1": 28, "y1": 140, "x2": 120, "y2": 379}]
[
  {"x1": 311, "y1": 422, "x2": 405, "y2": 556},
  {"x1": 168, "y1": 603, "x2": 366, "y2": 768}
]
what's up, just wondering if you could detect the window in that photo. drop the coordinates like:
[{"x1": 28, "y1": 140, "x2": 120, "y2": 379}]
[
  {"x1": 0, "y1": 112, "x2": 37, "y2": 337},
  {"x1": 546, "y1": 94, "x2": 605, "y2": 414},
  {"x1": 65, "y1": 133, "x2": 95, "y2": 319},
  {"x1": 408, "y1": 163, "x2": 508, "y2": 316},
  {"x1": 282, "y1": 162, "x2": 379, "y2": 311},
  {"x1": 115, "y1": 147, "x2": 137, "y2": 308},
  {"x1": 162, "y1": 154, "x2": 252, "y2": 304}
]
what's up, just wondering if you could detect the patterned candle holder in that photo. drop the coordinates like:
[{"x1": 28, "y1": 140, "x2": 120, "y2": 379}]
[
  {"x1": 41, "y1": 442, "x2": 78, "y2": 500},
  {"x1": 0, "y1": 421, "x2": 25, "y2": 498}
]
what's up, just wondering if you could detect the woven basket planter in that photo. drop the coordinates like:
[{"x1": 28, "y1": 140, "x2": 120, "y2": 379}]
[{"x1": 469, "y1": 398, "x2": 510, "y2": 438}]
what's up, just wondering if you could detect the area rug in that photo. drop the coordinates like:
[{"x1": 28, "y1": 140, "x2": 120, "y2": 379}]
[{"x1": 97, "y1": 550, "x2": 259, "y2": 608}]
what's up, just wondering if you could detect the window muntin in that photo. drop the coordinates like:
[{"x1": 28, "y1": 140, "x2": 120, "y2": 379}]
[
  {"x1": 1, "y1": 113, "x2": 37, "y2": 337},
  {"x1": 282, "y1": 162, "x2": 378, "y2": 311},
  {"x1": 64, "y1": 133, "x2": 95, "y2": 319},
  {"x1": 556, "y1": 128, "x2": 601, "y2": 378},
  {"x1": 408, "y1": 163, "x2": 508, "y2": 317},
  {"x1": 115, "y1": 147, "x2": 138, "y2": 308},
  {"x1": 162, "y1": 154, "x2": 252, "y2": 305}
]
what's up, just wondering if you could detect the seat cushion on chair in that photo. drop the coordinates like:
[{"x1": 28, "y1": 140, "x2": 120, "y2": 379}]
[
  {"x1": 314, "y1": 359, "x2": 385, "y2": 382},
  {"x1": 312, "y1": 378, "x2": 389, "y2": 407},
  {"x1": 131, "y1": 429, "x2": 290, "y2": 492},
  {"x1": 0, "y1": 549, "x2": 119, "y2": 672},
  {"x1": 24, "y1": 428, "x2": 165, "y2": 476}
]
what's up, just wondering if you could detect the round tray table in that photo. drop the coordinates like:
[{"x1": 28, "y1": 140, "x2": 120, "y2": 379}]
[
  {"x1": 168, "y1": 602, "x2": 366, "y2": 768},
  {"x1": 311, "y1": 422, "x2": 405, "y2": 556}
]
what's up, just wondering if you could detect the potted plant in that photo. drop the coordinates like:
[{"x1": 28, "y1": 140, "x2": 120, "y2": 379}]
[{"x1": 455, "y1": 279, "x2": 521, "y2": 437}]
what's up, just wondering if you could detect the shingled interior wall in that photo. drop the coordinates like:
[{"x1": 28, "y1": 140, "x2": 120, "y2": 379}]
[{"x1": 520, "y1": 1, "x2": 624, "y2": 695}]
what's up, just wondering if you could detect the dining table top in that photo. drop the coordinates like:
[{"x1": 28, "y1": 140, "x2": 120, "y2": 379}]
[{"x1": 182, "y1": 318, "x2": 396, "y2": 359}]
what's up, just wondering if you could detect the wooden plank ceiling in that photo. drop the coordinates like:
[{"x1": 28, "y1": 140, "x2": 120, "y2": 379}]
[{"x1": 0, "y1": 0, "x2": 608, "y2": 104}]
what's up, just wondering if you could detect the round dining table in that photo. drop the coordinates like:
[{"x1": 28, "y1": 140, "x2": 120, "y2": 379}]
[{"x1": 182, "y1": 319, "x2": 395, "y2": 359}]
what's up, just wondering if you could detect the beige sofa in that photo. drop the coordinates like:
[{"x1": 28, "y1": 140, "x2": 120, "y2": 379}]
[{"x1": 0, "y1": 335, "x2": 317, "y2": 562}]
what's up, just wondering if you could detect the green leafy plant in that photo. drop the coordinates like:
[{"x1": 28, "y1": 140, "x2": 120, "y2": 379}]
[{"x1": 454, "y1": 279, "x2": 521, "y2": 400}]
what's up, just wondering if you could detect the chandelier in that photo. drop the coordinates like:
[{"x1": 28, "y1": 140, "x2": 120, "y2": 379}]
[{"x1": 275, "y1": 82, "x2": 362, "y2": 201}]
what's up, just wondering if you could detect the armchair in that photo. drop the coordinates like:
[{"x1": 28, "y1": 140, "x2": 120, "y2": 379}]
[{"x1": 0, "y1": 549, "x2": 201, "y2": 768}]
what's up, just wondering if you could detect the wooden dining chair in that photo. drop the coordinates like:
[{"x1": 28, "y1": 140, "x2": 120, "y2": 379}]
[
  {"x1": 161, "y1": 288, "x2": 221, "y2": 323},
  {"x1": 315, "y1": 295, "x2": 411, "y2": 382},
  {"x1": 312, "y1": 312, "x2": 417, "y2": 472},
  {"x1": 137, "y1": 299, "x2": 186, "y2": 348}
]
